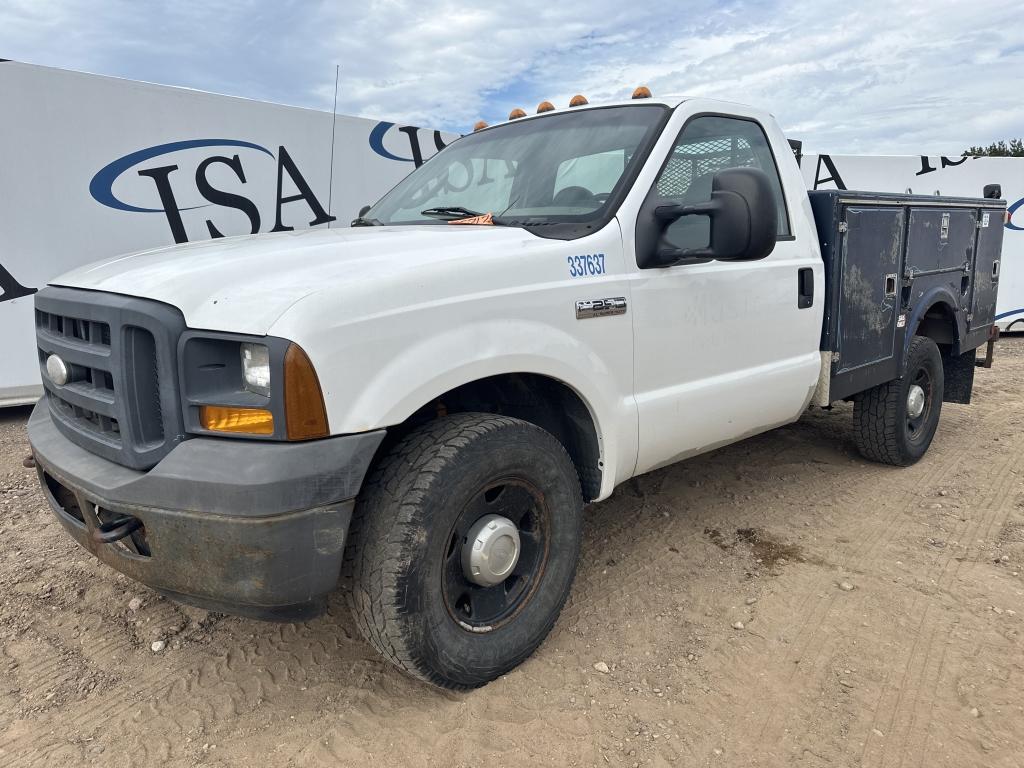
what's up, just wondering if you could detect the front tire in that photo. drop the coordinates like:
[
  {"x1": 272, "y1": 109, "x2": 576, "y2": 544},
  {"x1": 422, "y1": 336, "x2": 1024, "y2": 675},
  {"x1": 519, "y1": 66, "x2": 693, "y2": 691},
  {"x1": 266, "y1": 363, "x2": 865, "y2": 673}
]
[
  {"x1": 853, "y1": 335, "x2": 944, "y2": 466},
  {"x1": 344, "y1": 413, "x2": 584, "y2": 689}
]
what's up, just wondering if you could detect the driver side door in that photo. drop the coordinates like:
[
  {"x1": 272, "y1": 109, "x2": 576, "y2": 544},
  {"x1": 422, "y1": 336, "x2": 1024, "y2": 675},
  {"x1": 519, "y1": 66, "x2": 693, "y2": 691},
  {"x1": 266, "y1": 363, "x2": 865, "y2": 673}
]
[{"x1": 629, "y1": 110, "x2": 823, "y2": 475}]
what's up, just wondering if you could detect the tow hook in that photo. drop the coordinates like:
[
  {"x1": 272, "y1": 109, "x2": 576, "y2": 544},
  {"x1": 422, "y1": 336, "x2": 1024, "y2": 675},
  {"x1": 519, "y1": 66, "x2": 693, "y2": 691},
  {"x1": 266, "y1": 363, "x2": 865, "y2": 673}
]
[{"x1": 91, "y1": 515, "x2": 143, "y2": 545}]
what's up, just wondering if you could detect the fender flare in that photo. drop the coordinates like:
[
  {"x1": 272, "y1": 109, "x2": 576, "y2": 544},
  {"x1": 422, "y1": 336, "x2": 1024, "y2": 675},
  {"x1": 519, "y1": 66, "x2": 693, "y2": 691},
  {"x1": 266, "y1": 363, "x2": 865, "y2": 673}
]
[{"x1": 904, "y1": 287, "x2": 964, "y2": 357}]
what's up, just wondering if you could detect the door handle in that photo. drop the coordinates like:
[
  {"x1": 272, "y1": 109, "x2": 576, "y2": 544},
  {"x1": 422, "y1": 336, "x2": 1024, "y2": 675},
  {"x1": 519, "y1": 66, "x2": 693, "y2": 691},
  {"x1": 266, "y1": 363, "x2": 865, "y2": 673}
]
[{"x1": 798, "y1": 267, "x2": 814, "y2": 309}]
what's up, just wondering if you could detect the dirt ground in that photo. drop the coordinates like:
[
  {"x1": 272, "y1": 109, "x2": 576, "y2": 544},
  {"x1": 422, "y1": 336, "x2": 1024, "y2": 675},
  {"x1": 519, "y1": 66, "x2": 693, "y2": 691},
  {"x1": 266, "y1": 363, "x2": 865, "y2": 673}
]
[{"x1": 2, "y1": 339, "x2": 1023, "y2": 768}]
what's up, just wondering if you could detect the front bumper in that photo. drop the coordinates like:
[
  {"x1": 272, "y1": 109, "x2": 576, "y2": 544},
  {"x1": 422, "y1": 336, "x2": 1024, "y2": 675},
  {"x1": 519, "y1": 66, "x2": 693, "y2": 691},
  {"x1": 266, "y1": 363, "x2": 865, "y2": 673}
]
[{"x1": 28, "y1": 403, "x2": 385, "y2": 619}]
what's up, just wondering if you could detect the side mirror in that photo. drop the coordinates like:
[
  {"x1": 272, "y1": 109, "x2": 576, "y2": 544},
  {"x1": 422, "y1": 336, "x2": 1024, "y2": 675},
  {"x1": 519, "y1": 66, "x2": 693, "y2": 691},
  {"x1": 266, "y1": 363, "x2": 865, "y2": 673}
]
[
  {"x1": 983, "y1": 184, "x2": 1002, "y2": 200},
  {"x1": 651, "y1": 167, "x2": 778, "y2": 266},
  {"x1": 357, "y1": 204, "x2": 372, "y2": 217}
]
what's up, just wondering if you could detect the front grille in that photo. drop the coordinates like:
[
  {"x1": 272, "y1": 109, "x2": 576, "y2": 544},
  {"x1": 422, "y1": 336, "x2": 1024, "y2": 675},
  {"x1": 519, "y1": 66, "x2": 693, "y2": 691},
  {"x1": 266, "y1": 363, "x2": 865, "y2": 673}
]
[
  {"x1": 35, "y1": 287, "x2": 187, "y2": 470},
  {"x1": 37, "y1": 308, "x2": 125, "y2": 449}
]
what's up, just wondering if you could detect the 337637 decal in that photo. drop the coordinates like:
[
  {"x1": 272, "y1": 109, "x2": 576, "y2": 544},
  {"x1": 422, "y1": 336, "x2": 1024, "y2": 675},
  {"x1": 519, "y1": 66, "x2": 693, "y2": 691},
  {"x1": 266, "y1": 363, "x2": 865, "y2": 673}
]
[{"x1": 568, "y1": 253, "x2": 606, "y2": 278}]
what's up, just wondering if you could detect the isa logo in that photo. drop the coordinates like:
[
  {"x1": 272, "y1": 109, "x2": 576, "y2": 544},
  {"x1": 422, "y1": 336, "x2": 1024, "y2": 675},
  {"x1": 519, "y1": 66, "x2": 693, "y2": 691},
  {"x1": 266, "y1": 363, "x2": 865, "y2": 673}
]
[
  {"x1": 89, "y1": 139, "x2": 335, "y2": 244},
  {"x1": 368, "y1": 122, "x2": 453, "y2": 167},
  {"x1": 1007, "y1": 196, "x2": 1024, "y2": 232}
]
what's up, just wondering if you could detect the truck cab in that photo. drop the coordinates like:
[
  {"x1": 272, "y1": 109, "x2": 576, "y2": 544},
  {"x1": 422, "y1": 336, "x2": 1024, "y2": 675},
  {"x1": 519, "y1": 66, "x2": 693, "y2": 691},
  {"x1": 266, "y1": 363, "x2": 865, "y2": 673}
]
[{"x1": 28, "y1": 92, "x2": 1005, "y2": 689}]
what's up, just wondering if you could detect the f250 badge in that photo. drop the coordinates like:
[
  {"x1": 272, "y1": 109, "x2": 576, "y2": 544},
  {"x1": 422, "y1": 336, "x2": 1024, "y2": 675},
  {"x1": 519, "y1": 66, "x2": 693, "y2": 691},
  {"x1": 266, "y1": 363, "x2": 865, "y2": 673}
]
[
  {"x1": 576, "y1": 297, "x2": 627, "y2": 320},
  {"x1": 567, "y1": 253, "x2": 606, "y2": 278}
]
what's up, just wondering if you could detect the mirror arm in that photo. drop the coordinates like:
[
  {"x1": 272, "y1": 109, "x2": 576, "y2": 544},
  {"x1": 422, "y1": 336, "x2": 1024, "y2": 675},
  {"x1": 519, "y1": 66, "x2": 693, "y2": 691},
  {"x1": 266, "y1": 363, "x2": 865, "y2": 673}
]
[
  {"x1": 654, "y1": 198, "x2": 722, "y2": 223},
  {"x1": 655, "y1": 246, "x2": 715, "y2": 267}
]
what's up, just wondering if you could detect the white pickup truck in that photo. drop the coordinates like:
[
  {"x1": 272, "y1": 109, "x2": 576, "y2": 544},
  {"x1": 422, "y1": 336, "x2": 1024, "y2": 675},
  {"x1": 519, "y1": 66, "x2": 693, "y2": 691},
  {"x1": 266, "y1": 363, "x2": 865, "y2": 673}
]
[{"x1": 28, "y1": 92, "x2": 1006, "y2": 689}]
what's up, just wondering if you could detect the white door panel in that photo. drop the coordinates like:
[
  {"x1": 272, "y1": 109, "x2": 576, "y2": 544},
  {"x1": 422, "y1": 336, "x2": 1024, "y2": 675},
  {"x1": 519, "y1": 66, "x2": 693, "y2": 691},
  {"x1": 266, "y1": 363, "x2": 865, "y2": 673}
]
[
  {"x1": 631, "y1": 252, "x2": 819, "y2": 474},
  {"x1": 623, "y1": 102, "x2": 824, "y2": 476}
]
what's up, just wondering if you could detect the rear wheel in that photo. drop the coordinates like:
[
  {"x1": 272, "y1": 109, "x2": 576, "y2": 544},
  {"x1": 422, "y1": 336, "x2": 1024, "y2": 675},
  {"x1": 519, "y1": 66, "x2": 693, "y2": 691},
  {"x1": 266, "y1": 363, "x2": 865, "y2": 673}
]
[
  {"x1": 853, "y1": 335, "x2": 944, "y2": 466},
  {"x1": 344, "y1": 413, "x2": 583, "y2": 689}
]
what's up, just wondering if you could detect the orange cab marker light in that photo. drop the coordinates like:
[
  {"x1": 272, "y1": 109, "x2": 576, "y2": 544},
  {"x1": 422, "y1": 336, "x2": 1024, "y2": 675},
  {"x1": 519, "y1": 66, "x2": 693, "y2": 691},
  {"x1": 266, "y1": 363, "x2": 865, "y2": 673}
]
[
  {"x1": 473, "y1": 120, "x2": 488, "y2": 131},
  {"x1": 509, "y1": 107, "x2": 527, "y2": 120},
  {"x1": 569, "y1": 94, "x2": 588, "y2": 107},
  {"x1": 200, "y1": 405, "x2": 274, "y2": 435},
  {"x1": 537, "y1": 100, "x2": 555, "y2": 113},
  {"x1": 632, "y1": 86, "x2": 652, "y2": 99},
  {"x1": 284, "y1": 343, "x2": 329, "y2": 441}
]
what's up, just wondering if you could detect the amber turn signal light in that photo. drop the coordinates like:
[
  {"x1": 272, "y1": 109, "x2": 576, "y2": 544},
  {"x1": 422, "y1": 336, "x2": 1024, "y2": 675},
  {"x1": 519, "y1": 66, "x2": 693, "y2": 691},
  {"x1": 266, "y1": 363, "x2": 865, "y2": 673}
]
[
  {"x1": 200, "y1": 405, "x2": 274, "y2": 435},
  {"x1": 284, "y1": 343, "x2": 329, "y2": 440}
]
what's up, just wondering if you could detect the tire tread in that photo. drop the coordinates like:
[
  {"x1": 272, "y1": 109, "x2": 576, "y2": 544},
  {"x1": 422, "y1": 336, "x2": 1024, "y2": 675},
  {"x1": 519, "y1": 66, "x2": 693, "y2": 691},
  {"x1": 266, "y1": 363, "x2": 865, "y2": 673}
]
[
  {"x1": 343, "y1": 412, "x2": 580, "y2": 689},
  {"x1": 852, "y1": 336, "x2": 942, "y2": 466}
]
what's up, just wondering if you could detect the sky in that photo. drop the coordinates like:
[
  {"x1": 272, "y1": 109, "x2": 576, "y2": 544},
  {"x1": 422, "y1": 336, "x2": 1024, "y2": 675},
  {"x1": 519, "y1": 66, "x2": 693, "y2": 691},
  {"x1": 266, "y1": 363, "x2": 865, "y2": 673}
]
[{"x1": 2, "y1": 0, "x2": 1022, "y2": 155}]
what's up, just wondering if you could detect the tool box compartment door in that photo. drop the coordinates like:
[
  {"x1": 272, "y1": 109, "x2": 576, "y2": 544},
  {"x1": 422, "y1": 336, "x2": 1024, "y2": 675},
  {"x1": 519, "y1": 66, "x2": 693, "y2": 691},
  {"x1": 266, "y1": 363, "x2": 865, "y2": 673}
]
[
  {"x1": 835, "y1": 206, "x2": 903, "y2": 374},
  {"x1": 905, "y1": 208, "x2": 976, "y2": 318},
  {"x1": 970, "y1": 208, "x2": 1005, "y2": 331}
]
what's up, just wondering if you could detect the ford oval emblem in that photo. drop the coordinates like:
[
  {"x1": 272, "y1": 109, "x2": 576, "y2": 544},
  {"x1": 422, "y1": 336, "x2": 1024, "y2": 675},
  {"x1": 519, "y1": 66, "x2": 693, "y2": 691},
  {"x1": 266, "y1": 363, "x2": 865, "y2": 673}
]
[{"x1": 46, "y1": 354, "x2": 69, "y2": 386}]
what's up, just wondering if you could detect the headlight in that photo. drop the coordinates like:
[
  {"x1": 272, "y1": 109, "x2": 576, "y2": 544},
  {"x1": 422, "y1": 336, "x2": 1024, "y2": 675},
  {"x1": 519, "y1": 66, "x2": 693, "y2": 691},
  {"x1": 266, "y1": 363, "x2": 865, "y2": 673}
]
[
  {"x1": 181, "y1": 334, "x2": 328, "y2": 440},
  {"x1": 241, "y1": 342, "x2": 271, "y2": 396}
]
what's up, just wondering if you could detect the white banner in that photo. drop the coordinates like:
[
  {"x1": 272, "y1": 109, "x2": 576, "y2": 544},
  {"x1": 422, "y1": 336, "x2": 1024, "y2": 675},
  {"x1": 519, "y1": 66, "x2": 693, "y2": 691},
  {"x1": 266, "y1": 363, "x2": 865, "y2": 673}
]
[
  {"x1": 0, "y1": 61, "x2": 456, "y2": 405},
  {"x1": 799, "y1": 152, "x2": 1023, "y2": 330}
]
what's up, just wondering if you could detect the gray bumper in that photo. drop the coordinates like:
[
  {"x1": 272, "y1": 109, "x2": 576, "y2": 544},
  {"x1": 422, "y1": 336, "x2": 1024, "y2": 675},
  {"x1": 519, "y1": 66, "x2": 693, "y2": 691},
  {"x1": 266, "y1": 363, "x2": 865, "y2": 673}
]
[{"x1": 28, "y1": 403, "x2": 385, "y2": 619}]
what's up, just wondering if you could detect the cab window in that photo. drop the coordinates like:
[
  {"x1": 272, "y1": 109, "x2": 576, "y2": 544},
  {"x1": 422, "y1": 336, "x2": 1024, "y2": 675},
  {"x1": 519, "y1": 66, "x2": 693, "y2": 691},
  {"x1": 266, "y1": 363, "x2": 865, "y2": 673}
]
[{"x1": 654, "y1": 116, "x2": 790, "y2": 251}]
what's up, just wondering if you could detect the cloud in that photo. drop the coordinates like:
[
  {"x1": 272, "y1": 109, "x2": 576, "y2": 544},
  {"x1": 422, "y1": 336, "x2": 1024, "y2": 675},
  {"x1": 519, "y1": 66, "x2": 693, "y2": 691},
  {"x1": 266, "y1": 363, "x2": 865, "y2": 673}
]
[{"x1": 1, "y1": 0, "x2": 1021, "y2": 154}]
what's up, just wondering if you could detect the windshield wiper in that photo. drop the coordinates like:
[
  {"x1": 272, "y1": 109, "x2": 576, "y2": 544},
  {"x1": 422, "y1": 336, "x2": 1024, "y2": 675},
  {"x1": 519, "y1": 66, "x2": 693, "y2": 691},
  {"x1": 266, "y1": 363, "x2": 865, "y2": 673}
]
[{"x1": 420, "y1": 206, "x2": 486, "y2": 220}]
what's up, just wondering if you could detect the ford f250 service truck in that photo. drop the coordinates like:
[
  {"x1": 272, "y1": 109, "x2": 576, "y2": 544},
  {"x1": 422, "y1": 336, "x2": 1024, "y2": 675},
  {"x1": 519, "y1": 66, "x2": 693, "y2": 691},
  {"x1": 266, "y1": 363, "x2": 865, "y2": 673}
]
[{"x1": 27, "y1": 92, "x2": 1006, "y2": 689}]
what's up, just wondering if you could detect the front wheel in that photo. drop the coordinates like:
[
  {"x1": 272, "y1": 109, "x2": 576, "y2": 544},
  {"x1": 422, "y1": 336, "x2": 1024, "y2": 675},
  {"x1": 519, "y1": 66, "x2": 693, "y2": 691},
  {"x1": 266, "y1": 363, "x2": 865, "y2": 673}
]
[
  {"x1": 344, "y1": 413, "x2": 583, "y2": 689},
  {"x1": 853, "y1": 335, "x2": 944, "y2": 466}
]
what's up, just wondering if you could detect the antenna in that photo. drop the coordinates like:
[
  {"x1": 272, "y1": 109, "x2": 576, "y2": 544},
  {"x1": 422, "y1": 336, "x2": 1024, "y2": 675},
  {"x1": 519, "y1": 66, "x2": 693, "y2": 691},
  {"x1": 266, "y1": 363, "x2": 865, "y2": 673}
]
[{"x1": 327, "y1": 64, "x2": 340, "y2": 227}]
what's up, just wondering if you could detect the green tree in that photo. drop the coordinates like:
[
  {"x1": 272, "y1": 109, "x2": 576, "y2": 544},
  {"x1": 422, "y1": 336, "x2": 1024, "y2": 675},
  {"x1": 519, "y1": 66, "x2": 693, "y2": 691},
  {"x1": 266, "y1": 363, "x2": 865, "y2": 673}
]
[{"x1": 962, "y1": 138, "x2": 1024, "y2": 157}]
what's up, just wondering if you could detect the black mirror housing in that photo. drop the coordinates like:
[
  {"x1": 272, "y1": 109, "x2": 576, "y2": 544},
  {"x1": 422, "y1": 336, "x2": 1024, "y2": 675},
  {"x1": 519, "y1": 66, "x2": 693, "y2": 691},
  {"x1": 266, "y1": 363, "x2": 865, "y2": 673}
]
[
  {"x1": 358, "y1": 204, "x2": 372, "y2": 217},
  {"x1": 651, "y1": 167, "x2": 778, "y2": 266}
]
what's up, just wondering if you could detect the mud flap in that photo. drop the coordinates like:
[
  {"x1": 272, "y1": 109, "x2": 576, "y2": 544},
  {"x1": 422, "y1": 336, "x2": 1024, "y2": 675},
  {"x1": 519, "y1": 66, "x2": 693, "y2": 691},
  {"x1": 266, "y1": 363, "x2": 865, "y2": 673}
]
[{"x1": 943, "y1": 348, "x2": 976, "y2": 404}]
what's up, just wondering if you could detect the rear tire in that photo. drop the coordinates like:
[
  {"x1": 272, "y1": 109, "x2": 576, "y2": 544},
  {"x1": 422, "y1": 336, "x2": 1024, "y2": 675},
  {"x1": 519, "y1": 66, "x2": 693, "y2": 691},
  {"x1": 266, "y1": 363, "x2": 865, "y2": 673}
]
[
  {"x1": 853, "y1": 335, "x2": 944, "y2": 466},
  {"x1": 344, "y1": 413, "x2": 583, "y2": 689}
]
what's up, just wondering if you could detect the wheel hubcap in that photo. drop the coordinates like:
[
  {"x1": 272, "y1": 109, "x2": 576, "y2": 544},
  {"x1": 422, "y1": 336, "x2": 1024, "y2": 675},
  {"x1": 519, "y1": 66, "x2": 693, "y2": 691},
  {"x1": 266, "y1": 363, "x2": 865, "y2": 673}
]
[
  {"x1": 442, "y1": 479, "x2": 549, "y2": 630},
  {"x1": 462, "y1": 514, "x2": 521, "y2": 587},
  {"x1": 907, "y1": 384, "x2": 926, "y2": 420}
]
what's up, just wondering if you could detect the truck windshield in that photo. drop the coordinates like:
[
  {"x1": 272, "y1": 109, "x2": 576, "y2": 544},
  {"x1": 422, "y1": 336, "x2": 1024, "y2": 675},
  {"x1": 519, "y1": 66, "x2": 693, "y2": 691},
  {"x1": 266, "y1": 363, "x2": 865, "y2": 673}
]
[{"x1": 365, "y1": 105, "x2": 667, "y2": 228}]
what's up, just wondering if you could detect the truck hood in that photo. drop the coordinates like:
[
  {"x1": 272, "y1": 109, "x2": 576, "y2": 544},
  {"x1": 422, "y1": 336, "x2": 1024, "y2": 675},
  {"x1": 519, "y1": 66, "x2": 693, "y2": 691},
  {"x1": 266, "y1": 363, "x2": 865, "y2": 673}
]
[{"x1": 51, "y1": 226, "x2": 542, "y2": 335}]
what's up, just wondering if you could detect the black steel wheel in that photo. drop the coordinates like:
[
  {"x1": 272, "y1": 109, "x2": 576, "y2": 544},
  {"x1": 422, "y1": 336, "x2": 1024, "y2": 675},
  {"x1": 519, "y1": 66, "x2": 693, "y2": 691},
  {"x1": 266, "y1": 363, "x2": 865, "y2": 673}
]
[
  {"x1": 904, "y1": 361, "x2": 935, "y2": 446},
  {"x1": 344, "y1": 413, "x2": 583, "y2": 689},
  {"x1": 441, "y1": 478, "x2": 550, "y2": 630}
]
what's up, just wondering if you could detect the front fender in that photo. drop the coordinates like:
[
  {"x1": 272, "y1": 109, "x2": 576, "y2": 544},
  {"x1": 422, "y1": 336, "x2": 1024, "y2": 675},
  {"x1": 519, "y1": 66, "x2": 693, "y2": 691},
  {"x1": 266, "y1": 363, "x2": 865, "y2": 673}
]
[
  {"x1": 361, "y1": 320, "x2": 633, "y2": 499},
  {"x1": 276, "y1": 312, "x2": 638, "y2": 500}
]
